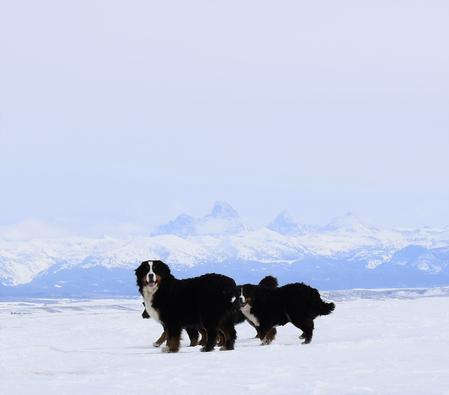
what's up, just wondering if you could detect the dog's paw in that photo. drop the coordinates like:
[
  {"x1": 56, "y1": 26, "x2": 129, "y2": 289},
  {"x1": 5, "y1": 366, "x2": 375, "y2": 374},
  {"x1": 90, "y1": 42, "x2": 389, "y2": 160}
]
[
  {"x1": 260, "y1": 338, "x2": 271, "y2": 346},
  {"x1": 162, "y1": 346, "x2": 178, "y2": 353}
]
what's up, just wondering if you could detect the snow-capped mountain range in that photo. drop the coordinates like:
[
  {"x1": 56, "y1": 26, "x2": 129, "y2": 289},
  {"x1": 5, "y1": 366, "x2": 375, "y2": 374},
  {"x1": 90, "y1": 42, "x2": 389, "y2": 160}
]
[
  {"x1": 1, "y1": 201, "x2": 449, "y2": 297},
  {"x1": 152, "y1": 201, "x2": 245, "y2": 236}
]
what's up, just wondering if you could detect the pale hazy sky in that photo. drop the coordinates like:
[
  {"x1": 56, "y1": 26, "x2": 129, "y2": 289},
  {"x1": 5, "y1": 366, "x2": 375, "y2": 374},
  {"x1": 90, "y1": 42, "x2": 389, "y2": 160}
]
[{"x1": 1, "y1": 0, "x2": 448, "y2": 235}]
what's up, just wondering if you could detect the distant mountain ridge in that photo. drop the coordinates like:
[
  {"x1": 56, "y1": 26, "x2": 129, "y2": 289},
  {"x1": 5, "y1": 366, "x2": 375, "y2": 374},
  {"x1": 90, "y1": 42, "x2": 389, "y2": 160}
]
[
  {"x1": 1, "y1": 201, "x2": 449, "y2": 297},
  {"x1": 322, "y1": 212, "x2": 377, "y2": 233},
  {"x1": 152, "y1": 201, "x2": 245, "y2": 236}
]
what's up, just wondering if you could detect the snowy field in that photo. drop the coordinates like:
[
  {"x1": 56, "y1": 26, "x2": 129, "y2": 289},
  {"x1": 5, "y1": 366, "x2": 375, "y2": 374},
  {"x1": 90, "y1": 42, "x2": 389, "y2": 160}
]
[{"x1": 1, "y1": 292, "x2": 449, "y2": 395}]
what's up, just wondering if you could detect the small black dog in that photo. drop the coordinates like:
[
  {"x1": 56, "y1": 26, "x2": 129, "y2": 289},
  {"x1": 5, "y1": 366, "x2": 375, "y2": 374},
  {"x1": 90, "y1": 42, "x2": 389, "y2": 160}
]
[
  {"x1": 233, "y1": 276, "x2": 278, "y2": 336},
  {"x1": 135, "y1": 260, "x2": 237, "y2": 352},
  {"x1": 238, "y1": 281, "x2": 335, "y2": 345}
]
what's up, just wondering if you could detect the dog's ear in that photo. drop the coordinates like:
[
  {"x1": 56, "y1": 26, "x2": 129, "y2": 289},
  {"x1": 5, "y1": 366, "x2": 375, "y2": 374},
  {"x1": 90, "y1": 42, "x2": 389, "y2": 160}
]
[
  {"x1": 154, "y1": 260, "x2": 171, "y2": 277},
  {"x1": 135, "y1": 261, "x2": 149, "y2": 278},
  {"x1": 244, "y1": 285, "x2": 255, "y2": 301},
  {"x1": 259, "y1": 275, "x2": 278, "y2": 288}
]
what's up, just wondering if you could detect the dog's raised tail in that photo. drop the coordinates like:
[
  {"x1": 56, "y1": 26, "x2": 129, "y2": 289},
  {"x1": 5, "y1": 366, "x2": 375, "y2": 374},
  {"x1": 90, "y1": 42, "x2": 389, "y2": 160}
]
[{"x1": 319, "y1": 300, "x2": 335, "y2": 316}]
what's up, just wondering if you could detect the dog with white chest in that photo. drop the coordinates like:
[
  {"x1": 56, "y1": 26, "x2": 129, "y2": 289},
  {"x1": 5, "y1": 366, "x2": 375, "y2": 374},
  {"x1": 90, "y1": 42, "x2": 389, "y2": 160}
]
[
  {"x1": 237, "y1": 281, "x2": 335, "y2": 345},
  {"x1": 135, "y1": 259, "x2": 238, "y2": 352}
]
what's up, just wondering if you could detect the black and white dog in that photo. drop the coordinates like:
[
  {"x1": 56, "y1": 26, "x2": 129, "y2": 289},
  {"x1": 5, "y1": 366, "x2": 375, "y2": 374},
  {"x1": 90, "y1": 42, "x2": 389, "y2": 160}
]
[
  {"x1": 135, "y1": 260, "x2": 237, "y2": 352},
  {"x1": 238, "y1": 281, "x2": 335, "y2": 345},
  {"x1": 232, "y1": 275, "x2": 278, "y2": 338}
]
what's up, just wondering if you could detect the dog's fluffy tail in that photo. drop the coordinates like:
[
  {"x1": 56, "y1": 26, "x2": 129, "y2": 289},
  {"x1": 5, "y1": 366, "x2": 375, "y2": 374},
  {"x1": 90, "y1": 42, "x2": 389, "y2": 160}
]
[
  {"x1": 319, "y1": 300, "x2": 335, "y2": 316},
  {"x1": 258, "y1": 275, "x2": 278, "y2": 288}
]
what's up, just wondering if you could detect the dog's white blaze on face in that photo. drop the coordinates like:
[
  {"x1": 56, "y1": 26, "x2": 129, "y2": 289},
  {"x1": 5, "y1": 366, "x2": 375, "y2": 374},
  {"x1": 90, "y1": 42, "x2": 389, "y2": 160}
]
[
  {"x1": 239, "y1": 288, "x2": 246, "y2": 304},
  {"x1": 145, "y1": 261, "x2": 156, "y2": 286},
  {"x1": 142, "y1": 261, "x2": 161, "y2": 323}
]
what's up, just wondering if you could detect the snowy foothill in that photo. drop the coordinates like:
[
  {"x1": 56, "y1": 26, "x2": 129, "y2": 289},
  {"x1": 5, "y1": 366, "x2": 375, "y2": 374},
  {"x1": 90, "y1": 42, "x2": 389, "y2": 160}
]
[{"x1": 1, "y1": 291, "x2": 449, "y2": 395}]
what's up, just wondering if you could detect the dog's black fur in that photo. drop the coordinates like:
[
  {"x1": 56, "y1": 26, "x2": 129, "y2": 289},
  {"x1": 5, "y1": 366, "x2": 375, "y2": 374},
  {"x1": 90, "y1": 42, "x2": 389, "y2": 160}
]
[
  {"x1": 239, "y1": 282, "x2": 335, "y2": 345},
  {"x1": 135, "y1": 260, "x2": 237, "y2": 352}
]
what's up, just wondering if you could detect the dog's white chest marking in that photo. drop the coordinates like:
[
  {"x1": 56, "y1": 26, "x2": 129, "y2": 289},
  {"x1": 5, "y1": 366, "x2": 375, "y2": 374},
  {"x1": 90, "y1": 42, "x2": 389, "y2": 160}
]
[
  {"x1": 241, "y1": 304, "x2": 260, "y2": 327},
  {"x1": 142, "y1": 286, "x2": 161, "y2": 323}
]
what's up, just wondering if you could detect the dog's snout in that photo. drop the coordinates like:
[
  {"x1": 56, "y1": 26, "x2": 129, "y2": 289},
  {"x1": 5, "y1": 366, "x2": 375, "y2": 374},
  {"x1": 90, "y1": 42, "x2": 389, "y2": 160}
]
[{"x1": 148, "y1": 273, "x2": 154, "y2": 281}]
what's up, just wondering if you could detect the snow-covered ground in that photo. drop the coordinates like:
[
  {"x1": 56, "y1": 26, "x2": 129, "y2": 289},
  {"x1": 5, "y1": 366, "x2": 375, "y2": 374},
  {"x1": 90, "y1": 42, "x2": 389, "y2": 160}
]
[{"x1": 1, "y1": 294, "x2": 449, "y2": 395}]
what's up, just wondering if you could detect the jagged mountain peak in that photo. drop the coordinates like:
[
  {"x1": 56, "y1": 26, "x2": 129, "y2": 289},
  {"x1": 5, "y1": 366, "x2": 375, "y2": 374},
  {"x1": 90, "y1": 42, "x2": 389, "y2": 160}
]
[
  {"x1": 151, "y1": 213, "x2": 195, "y2": 237},
  {"x1": 207, "y1": 201, "x2": 240, "y2": 219},
  {"x1": 267, "y1": 211, "x2": 303, "y2": 235},
  {"x1": 324, "y1": 212, "x2": 375, "y2": 232},
  {"x1": 152, "y1": 201, "x2": 243, "y2": 237}
]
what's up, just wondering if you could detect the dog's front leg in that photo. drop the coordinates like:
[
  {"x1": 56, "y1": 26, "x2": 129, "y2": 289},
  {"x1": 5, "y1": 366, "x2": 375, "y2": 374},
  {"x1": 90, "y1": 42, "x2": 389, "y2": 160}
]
[
  {"x1": 163, "y1": 325, "x2": 181, "y2": 353},
  {"x1": 258, "y1": 325, "x2": 276, "y2": 345}
]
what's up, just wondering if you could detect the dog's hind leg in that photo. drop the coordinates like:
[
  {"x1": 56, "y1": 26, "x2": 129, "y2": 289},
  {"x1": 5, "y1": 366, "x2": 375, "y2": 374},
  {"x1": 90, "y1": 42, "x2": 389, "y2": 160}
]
[
  {"x1": 216, "y1": 329, "x2": 226, "y2": 348},
  {"x1": 219, "y1": 318, "x2": 236, "y2": 351},
  {"x1": 186, "y1": 327, "x2": 199, "y2": 347},
  {"x1": 201, "y1": 325, "x2": 218, "y2": 352},
  {"x1": 199, "y1": 328, "x2": 208, "y2": 347},
  {"x1": 292, "y1": 318, "x2": 314, "y2": 344},
  {"x1": 301, "y1": 320, "x2": 314, "y2": 344}
]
